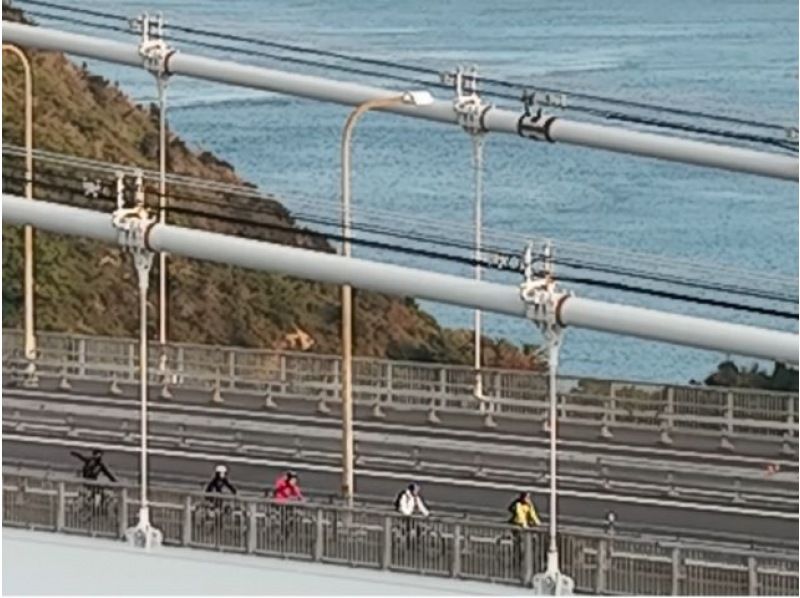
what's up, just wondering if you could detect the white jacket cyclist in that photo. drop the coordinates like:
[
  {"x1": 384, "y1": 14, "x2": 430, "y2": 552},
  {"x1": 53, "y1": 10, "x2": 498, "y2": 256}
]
[{"x1": 395, "y1": 486, "x2": 429, "y2": 517}]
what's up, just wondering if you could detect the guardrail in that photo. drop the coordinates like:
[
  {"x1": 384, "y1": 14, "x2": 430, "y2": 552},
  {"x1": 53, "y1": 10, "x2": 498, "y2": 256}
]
[
  {"x1": 4, "y1": 393, "x2": 798, "y2": 509},
  {"x1": 3, "y1": 472, "x2": 797, "y2": 595},
  {"x1": 4, "y1": 329, "x2": 797, "y2": 450},
  {"x1": 5, "y1": 461, "x2": 797, "y2": 551}
]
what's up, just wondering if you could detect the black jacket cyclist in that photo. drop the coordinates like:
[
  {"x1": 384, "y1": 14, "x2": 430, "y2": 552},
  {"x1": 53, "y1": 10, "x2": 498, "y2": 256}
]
[
  {"x1": 206, "y1": 464, "x2": 237, "y2": 495},
  {"x1": 71, "y1": 449, "x2": 117, "y2": 482}
]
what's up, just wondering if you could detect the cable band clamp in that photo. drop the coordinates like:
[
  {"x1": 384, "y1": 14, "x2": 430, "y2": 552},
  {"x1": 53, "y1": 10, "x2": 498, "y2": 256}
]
[
  {"x1": 518, "y1": 90, "x2": 560, "y2": 142},
  {"x1": 448, "y1": 66, "x2": 491, "y2": 135},
  {"x1": 134, "y1": 11, "x2": 176, "y2": 79},
  {"x1": 520, "y1": 241, "x2": 571, "y2": 336}
]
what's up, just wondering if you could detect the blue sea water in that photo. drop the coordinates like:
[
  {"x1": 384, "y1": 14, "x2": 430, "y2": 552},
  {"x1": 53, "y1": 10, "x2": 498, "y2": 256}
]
[{"x1": 38, "y1": 0, "x2": 798, "y2": 383}]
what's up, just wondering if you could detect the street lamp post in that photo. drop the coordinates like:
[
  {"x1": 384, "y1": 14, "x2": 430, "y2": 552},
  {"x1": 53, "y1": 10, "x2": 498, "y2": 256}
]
[
  {"x1": 339, "y1": 91, "x2": 433, "y2": 506},
  {"x1": 3, "y1": 44, "x2": 36, "y2": 365},
  {"x1": 525, "y1": 242, "x2": 574, "y2": 596},
  {"x1": 117, "y1": 173, "x2": 163, "y2": 550}
]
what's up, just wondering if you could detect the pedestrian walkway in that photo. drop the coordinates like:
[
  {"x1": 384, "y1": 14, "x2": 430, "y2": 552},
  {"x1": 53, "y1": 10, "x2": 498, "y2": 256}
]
[{"x1": 2, "y1": 528, "x2": 528, "y2": 595}]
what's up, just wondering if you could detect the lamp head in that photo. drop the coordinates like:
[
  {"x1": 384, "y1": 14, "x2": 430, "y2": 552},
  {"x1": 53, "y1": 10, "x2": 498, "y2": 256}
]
[{"x1": 401, "y1": 90, "x2": 434, "y2": 106}]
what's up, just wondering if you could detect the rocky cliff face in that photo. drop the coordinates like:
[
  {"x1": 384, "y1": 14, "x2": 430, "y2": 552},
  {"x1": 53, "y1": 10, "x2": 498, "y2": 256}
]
[{"x1": 1, "y1": 7, "x2": 544, "y2": 370}]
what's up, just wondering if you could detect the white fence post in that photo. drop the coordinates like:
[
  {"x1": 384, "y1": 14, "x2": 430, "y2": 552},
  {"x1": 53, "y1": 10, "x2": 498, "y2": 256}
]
[
  {"x1": 56, "y1": 481, "x2": 66, "y2": 531},
  {"x1": 451, "y1": 524, "x2": 462, "y2": 578},
  {"x1": 77, "y1": 338, "x2": 86, "y2": 376},
  {"x1": 228, "y1": 351, "x2": 236, "y2": 389},
  {"x1": 247, "y1": 502, "x2": 258, "y2": 553},
  {"x1": 596, "y1": 538, "x2": 608, "y2": 594},
  {"x1": 671, "y1": 547, "x2": 682, "y2": 595},
  {"x1": 748, "y1": 556, "x2": 759, "y2": 595},
  {"x1": 182, "y1": 495, "x2": 192, "y2": 546},
  {"x1": 128, "y1": 343, "x2": 136, "y2": 381},
  {"x1": 314, "y1": 508, "x2": 325, "y2": 562},
  {"x1": 726, "y1": 392, "x2": 735, "y2": 435},
  {"x1": 381, "y1": 515, "x2": 392, "y2": 570},
  {"x1": 177, "y1": 346, "x2": 185, "y2": 384},
  {"x1": 279, "y1": 354, "x2": 287, "y2": 394},
  {"x1": 118, "y1": 487, "x2": 128, "y2": 539}
]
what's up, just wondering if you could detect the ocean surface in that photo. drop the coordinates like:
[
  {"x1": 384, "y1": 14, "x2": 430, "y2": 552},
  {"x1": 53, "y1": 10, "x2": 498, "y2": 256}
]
[{"x1": 38, "y1": 0, "x2": 799, "y2": 383}]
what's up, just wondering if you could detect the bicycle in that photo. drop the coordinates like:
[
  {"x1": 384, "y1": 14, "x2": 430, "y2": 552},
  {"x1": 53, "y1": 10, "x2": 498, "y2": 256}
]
[
  {"x1": 76, "y1": 484, "x2": 118, "y2": 529},
  {"x1": 192, "y1": 496, "x2": 248, "y2": 548}
]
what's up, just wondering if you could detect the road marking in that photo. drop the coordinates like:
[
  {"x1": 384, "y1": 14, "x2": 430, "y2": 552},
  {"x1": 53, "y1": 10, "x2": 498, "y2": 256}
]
[{"x1": 4, "y1": 433, "x2": 797, "y2": 520}]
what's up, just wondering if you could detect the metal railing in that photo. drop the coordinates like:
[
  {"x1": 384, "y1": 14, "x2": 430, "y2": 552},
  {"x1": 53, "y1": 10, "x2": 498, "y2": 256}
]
[
  {"x1": 3, "y1": 472, "x2": 797, "y2": 595},
  {"x1": 4, "y1": 329, "x2": 798, "y2": 448}
]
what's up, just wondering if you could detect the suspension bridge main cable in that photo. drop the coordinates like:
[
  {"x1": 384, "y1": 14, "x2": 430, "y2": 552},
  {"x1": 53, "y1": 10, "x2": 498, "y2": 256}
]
[
  {"x1": 4, "y1": 145, "x2": 797, "y2": 304},
  {"x1": 13, "y1": 0, "x2": 797, "y2": 152},
  {"x1": 3, "y1": 167, "x2": 797, "y2": 320}
]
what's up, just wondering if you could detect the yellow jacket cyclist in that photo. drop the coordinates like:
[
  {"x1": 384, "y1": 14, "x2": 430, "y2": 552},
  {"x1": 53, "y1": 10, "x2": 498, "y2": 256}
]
[{"x1": 508, "y1": 492, "x2": 541, "y2": 527}]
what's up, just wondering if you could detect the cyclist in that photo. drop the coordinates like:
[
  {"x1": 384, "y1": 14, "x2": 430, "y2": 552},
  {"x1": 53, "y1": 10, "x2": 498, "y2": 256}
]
[
  {"x1": 508, "y1": 491, "x2": 540, "y2": 570},
  {"x1": 508, "y1": 491, "x2": 540, "y2": 528},
  {"x1": 394, "y1": 483, "x2": 429, "y2": 517},
  {"x1": 70, "y1": 449, "x2": 116, "y2": 514},
  {"x1": 71, "y1": 449, "x2": 117, "y2": 483},
  {"x1": 206, "y1": 464, "x2": 237, "y2": 495},
  {"x1": 270, "y1": 471, "x2": 305, "y2": 540},
  {"x1": 394, "y1": 483, "x2": 429, "y2": 548},
  {"x1": 272, "y1": 471, "x2": 304, "y2": 503}
]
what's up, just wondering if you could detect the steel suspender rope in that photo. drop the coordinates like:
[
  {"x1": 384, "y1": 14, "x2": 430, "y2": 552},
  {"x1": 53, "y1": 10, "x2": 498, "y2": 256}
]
[{"x1": 472, "y1": 132, "x2": 485, "y2": 399}]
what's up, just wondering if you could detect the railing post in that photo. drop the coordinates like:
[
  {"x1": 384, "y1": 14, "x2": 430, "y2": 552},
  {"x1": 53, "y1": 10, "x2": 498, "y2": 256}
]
[
  {"x1": 665, "y1": 387, "x2": 675, "y2": 428},
  {"x1": 748, "y1": 556, "x2": 758, "y2": 596},
  {"x1": 246, "y1": 501, "x2": 258, "y2": 553},
  {"x1": 182, "y1": 495, "x2": 192, "y2": 546},
  {"x1": 177, "y1": 346, "x2": 185, "y2": 385},
  {"x1": 451, "y1": 524, "x2": 462, "y2": 578},
  {"x1": 596, "y1": 538, "x2": 608, "y2": 594},
  {"x1": 381, "y1": 515, "x2": 392, "y2": 570},
  {"x1": 725, "y1": 391, "x2": 735, "y2": 436},
  {"x1": 56, "y1": 481, "x2": 66, "y2": 532},
  {"x1": 226, "y1": 350, "x2": 235, "y2": 389},
  {"x1": 386, "y1": 361, "x2": 393, "y2": 402},
  {"x1": 118, "y1": 487, "x2": 128, "y2": 539},
  {"x1": 439, "y1": 367, "x2": 447, "y2": 394},
  {"x1": 77, "y1": 338, "x2": 86, "y2": 377},
  {"x1": 522, "y1": 531, "x2": 534, "y2": 586},
  {"x1": 609, "y1": 384, "x2": 617, "y2": 426},
  {"x1": 128, "y1": 342, "x2": 136, "y2": 381},
  {"x1": 314, "y1": 508, "x2": 325, "y2": 562},
  {"x1": 279, "y1": 354, "x2": 287, "y2": 394},
  {"x1": 671, "y1": 547, "x2": 682, "y2": 595}
]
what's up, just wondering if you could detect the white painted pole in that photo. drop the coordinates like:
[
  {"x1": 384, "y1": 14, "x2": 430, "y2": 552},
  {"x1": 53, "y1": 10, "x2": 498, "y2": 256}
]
[
  {"x1": 3, "y1": 22, "x2": 796, "y2": 181},
  {"x1": 546, "y1": 333, "x2": 561, "y2": 574},
  {"x1": 473, "y1": 135, "x2": 484, "y2": 397},
  {"x1": 157, "y1": 76, "x2": 169, "y2": 371},
  {"x1": 137, "y1": 256, "x2": 150, "y2": 522},
  {"x1": 4, "y1": 196, "x2": 797, "y2": 364}
]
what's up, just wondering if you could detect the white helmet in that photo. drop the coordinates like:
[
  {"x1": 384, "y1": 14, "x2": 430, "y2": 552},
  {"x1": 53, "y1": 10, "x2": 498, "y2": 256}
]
[{"x1": 215, "y1": 464, "x2": 228, "y2": 476}]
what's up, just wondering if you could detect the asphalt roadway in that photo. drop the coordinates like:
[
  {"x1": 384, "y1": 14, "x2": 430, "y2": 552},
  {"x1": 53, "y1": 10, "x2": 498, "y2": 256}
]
[
  {"x1": 4, "y1": 438, "x2": 797, "y2": 547},
  {"x1": 5, "y1": 387, "x2": 798, "y2": 513}
]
